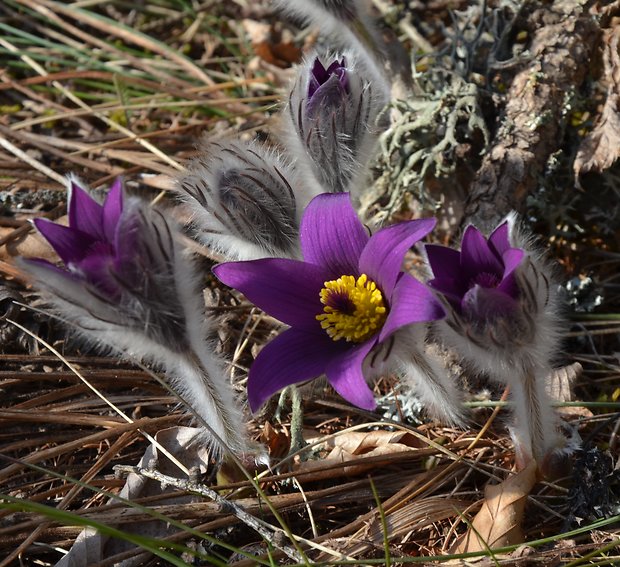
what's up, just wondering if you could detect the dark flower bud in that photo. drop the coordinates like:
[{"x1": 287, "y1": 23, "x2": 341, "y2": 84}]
[
  {"x1": 284, "y1": 52, "x2": 389, "y2": 195},
  {"x1": 177, "y1": 139, "x2": 316, "y2": 260}
]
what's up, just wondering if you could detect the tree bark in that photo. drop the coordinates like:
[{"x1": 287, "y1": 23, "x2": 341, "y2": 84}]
[{"x1": 462, "y1": 0, "x2": 599, "y2": 230}]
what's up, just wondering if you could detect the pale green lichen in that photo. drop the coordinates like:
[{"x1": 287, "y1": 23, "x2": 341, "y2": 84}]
[
  {"x1": 361, "y1": 70, "x2": 489, "y2": 225},
  {"x1": 359, "y1": 0, "x2": 526, "y2": 225}
]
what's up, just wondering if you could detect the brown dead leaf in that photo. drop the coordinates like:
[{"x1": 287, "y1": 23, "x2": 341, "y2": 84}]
[
  {"x1": 548, "y1": 362, "x2": 593, "y2": 419},
  {"x1": 322, "y1": 430, "x2": 423, "y2": 454},
  {"x1": 296, "y1": 430, "x2": 423, "y2": 478},
  {"x1": 0, "y1": 218, "x2": 64, "y2": 261},
  {"x1": 574, "y1": 24, "x2": 620, "y2": 179},
  {"x1": 548, "y1": 362, "x2": 582, "y2": 403},
  {"x1": 451, "y1": 460, "x2": 538, "y2": 553},
  {"x1": 242, "y1": 19, "x2": 301, "y2": 68},
  {"x1": 261, "y1": 420, "x2": 290, "y2": 459}
]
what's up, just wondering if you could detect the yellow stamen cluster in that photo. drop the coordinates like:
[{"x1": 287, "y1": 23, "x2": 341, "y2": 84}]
[{"x1": 316, "y1": 274, "x2": 387, "y2": 342}]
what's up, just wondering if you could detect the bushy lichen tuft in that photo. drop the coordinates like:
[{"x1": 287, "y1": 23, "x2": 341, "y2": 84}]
[{"x1": 361, "y1": 70, "x2": 489, "y2": 225}]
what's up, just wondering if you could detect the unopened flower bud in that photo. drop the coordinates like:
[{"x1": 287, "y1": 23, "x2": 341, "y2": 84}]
[
  {"x1": 425, "y1": 213, "x2": 565, "y2": 468},
  {"x1": 177, "y1": 139, "x2": 314, "y2": 260},
  {"x1": 284, "y1": 52, "x2": 389, "y2": 196}
]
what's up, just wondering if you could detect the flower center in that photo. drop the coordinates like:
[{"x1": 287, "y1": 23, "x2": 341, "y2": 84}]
[
  {"x1": 471, "y1": 271, "x2": 501, "y2": 289},
  {"x1": 316, "y1": 274, "x2": 387, "y2": 343}
]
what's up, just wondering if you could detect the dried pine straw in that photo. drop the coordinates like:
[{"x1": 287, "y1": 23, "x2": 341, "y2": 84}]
[{"x1": 1, "y1": 0, "x2": 619, "y2": 565}]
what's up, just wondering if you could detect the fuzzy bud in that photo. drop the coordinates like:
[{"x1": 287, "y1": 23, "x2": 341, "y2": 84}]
[
  {"x1": 284, "y1": 52, "x2": 389, "y2": 196},
  {"x1": 22, "y1": 179, "x2": 255, "y2": 458},
  {"x1": 177, "y1": 139, "x2": 315, "y2": 260},
  {"x1": 426, "y1": 213, "x2": 565, "y2": 468}
]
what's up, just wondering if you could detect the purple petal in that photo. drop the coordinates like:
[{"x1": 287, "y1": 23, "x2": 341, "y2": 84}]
[
  {"x1": 213, "y1": 258, "x2": 326, "y2": 329},
  {"x1": 379, "y1": 274, "x2": 445, "y2": 341},
  {"x1": 461, "y1": 225, "x2": 503, "y2": 277},
  {"x1": 425, "y1": 244, "x2": 462, "y2": 279},
  {"x1": 309, "y1": 59, "x2": 329, "y2": 96},
  {"x1": 68, "y1": 181, "x2": 105, "y2": 240},
  {"x1": 325, "y1": 58, "x2": 346, "y2": 75},
  {"x1": 427, "y1": 276, "x2": 466, "y2": 305},
  {"x1": 502, "y1": 248, "x2": 525, "y2": 276},
  {"x1": 102, "y1": 179, "x2": 123, "y2": 242},
  {"x1": 21, "y1": 257, "x2": 77, "y2": 281},
  {"x1": 306, "y1": 74, "x2": 347, "y2": 114},
  {"x1": 247, "y1": 328, "x2": 343, "y2": 411},
  {"x1": 497, "y1": 248, "x2": 525, "y2": 298},
  {"x1": 325, "y1": 339, "x2": 376, "y2": 410},
  {"x1": 359, "y1": 218, "x2": 436, "y2": 296},
  {"x1": 33, "y1": 218, "x2": 97, "y2": 265},
  {"x1": 489, "y1": 221, "x2": 511, "y2": 256},
  {"x1": 112, "y1": 199, "x2": 145, "y2": 270},
  {"x1": 309, "y1": 58, "x2": 347, "y2": 96},
  {"x1": 300, "y1": 193, "x2": 369, "y2": 278},
  {"x1": 76, "y1": 247, "x2": 120, "y2": 297}
]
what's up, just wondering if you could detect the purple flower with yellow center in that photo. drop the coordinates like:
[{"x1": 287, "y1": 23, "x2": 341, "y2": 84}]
[
  {"x1": 425, "y1": 222, "x2": 525, "y2": 324},
  {"x1": 214, "y1": 193, "x2": 445, "y2": 411}
]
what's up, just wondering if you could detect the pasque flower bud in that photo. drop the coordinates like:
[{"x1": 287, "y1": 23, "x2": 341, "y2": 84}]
[
  {"x1": 284, "y1": 52, "x2": 389, "y2": 196},
  {"x1": 425, "y1": 213, "x2": 565, "y2": 468},
  {"x1": 23, "y1": 179, "x2": 255, "y2": 458},
  {"x1": 177, "y1": 139, "x2": 316, "y2": 260}
]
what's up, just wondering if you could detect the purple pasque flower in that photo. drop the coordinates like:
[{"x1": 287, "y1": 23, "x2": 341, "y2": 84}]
[
  {"x1": 425, "y1": 217, "x2": 565, "y2": 470},
  {"x1": 214, "y1": 192, "x2": 445, "y2": 412},
  {"x1": 28, "y1": 178, "x2": 187, "y2": 351},
  {"x1": 31, "y1": 179, "x2": 124, "y2": 299},
  {"x1": 24, "y1": 178, "x2": 256, "y2": 457},
  {"x1": 285, "y1": 51, "x2": 389, "y2": 195},
  {"x1": 306, "y1": 57, "x2": 349, "y2": 114},
  {"x1": 425, "y1": 222, "x2": 525, "y2": 326}
]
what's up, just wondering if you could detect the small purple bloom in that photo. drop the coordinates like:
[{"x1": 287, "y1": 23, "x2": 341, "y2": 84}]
[
  {"x1": 27, "y1": 179, "x2": 189, "y2": 351},
  {"x1": 31, "y1": 179, "x2": 125, "y2": 298},
  {"x1": 307, "y1": 57, "x2": 349, "y2": 114},
  {"x1": 214, "y1": 193, "x2": 445, "y2": 412},
  {"x1": 425, "y1": 223, "x2": 525, "y2": 323}
]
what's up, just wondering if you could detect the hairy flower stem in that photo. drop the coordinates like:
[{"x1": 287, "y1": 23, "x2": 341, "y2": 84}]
[
  {"x1": 174, "y1": 351, "x2": 251, "y2": 457},
  {"x1": 276, "y1": 386, "x2": 308, "y2": 457},
  {"x1": 509, "y1": 365, "x2": 557, "y2": 469},
  {"x1": 290, "y1": 386, "x2": 307, "y2": 454},
  {"x1": 392, "y1": 337, "x2": 465, "y2": 427}
]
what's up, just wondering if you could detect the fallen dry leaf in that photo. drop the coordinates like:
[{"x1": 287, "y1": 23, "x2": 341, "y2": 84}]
[
  {"x1": 322, "y1": 429, "x2": 423, "y2": 454},
  {"x1": 243, "y1": 19, "x2": 301, "y2": 68},
  {"x1": 296, "y1": 430, "x2": 424, "y2": 477},
  {"x1": 451, "y1": 460, "x2": 538, "y2": 553},
  {"x1": 548, "y1": 362, "x2": 593, "y2": 419},
  {"x1": 548, "y1": 362, "x2": 582, "y2": 403},
  {"x1": 0, "y1": 220, "x2": 63, "y2": 261},
  {"x1": 574, "y1": 24, "x2": 620, "y2": 179}
]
